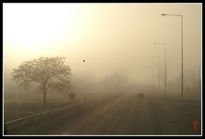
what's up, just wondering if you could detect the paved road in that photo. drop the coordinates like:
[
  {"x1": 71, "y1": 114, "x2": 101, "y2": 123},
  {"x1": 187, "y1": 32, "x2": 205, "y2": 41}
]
[{"x1": 7, "y1": 93, "x2": 201, "y2": 135}]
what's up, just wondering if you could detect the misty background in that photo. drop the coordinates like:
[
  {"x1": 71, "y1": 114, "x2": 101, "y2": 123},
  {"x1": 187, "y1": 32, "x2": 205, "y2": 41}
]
[{"x1": 3, "y1": 3, "x2": 201, "y2": 99}]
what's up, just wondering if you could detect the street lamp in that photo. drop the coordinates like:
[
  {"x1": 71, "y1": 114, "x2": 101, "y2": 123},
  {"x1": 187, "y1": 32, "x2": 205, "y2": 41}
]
[
  {"x1": 197, "y1": 65, "x2": 201, "y2": 92},
  {"x1": 151, "y1": 48, "x2": 160, "y2": 93},
  {"x1": 153, "y1": 42, "x2": 167, "y2": 97},
  {"x1": 150, "y1": 56, "x2": 156, "y2": 92},
  {"x1": 161, "y1": 13, "x2": 184, "y2": 100}
]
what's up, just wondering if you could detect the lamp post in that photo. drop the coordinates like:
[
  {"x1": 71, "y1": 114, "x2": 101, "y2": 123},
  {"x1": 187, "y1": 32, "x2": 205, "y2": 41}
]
[
  {"x1": 150, "y1": 56, "x2": 156, "y2": 92},
  {"x1": 158, "y1": 57, "x2": 160, "y2": 93},
  {"x1": 197, "y1": 65, "x2": 201, "y2": 92},
  {"x1": 153, "y1": 42, "x2": 167, "y2": 96},
  {"x1": 161, "y1": 13, "x2": 184, "y2": 100},
  {"x1": 151, "y1": 46, "x2": 161, "y2": 93}
]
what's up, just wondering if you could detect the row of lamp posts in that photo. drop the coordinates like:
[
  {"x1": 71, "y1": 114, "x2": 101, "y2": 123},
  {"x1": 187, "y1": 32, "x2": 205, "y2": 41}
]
[{"x1": 152, "y1": 13, "x2": 184, "y2": 100}]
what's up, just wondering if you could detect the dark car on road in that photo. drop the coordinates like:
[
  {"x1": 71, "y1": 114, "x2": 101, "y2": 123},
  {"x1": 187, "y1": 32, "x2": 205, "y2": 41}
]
[{"x1": 137, "y1": 92, "x2": 144, "y2": 99}]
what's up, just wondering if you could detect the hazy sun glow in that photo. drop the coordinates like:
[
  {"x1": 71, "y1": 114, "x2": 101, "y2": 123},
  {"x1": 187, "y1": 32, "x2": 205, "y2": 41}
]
[
  {"x1": 4, "y1": 4, "x2": 79, "y2": 53},
  {"x1": 3, "y1": 3, "x2": 201, "y2": 84}
]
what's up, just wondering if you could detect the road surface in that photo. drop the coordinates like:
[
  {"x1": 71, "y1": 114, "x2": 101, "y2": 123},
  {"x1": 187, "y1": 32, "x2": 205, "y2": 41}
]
[{"x1": 6, "y1": 92, "x2": 201, "y2": 135}]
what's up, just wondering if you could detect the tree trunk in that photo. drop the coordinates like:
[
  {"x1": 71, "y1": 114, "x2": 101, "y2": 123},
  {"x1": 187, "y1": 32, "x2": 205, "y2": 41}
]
[{"x1": 43, "y1": 88, "x2": 47, "y2": 107}]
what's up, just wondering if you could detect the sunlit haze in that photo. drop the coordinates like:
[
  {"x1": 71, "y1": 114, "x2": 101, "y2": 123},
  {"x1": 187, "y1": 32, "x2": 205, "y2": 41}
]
[
  {"x1": 3, "y1": 3, "x2": 202, "y2": 136},
  {"x1": 4, "y1": 3, "x2": 201, "y2": 92}
]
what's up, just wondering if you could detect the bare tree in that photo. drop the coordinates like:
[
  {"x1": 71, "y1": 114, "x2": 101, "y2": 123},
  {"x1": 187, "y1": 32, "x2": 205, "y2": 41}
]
[{"x1": 11, "y1": 57, "x2": 72, "y2": 106}]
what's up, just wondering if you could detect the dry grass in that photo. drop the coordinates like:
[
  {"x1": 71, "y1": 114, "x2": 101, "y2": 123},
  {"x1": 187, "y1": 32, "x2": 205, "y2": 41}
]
[{"x1": 4, "y1": 91, "x2": 113, "y2": 122}]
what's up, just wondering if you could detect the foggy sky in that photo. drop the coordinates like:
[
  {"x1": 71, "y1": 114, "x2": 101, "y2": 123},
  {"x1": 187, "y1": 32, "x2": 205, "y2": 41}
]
[{"x1": 3, "y1": 3, "x2": 201, "y2": 85}]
